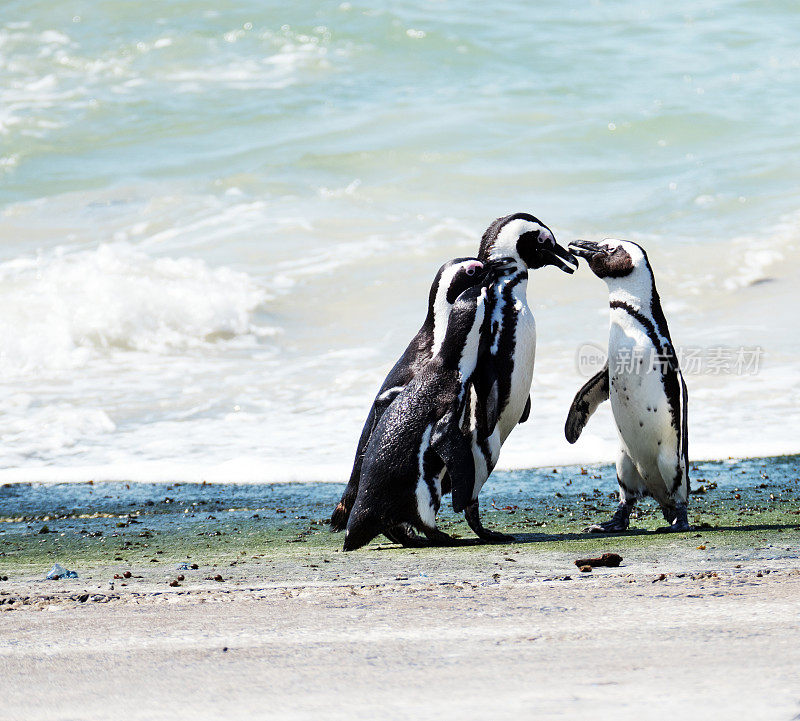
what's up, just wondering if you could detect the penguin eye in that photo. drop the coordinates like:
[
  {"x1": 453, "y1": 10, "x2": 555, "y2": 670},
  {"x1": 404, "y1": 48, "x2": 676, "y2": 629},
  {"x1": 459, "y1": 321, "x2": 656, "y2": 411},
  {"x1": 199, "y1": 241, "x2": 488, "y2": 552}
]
[{"x1": 466, "y1": 267, "x2": 476, "y2": 276}]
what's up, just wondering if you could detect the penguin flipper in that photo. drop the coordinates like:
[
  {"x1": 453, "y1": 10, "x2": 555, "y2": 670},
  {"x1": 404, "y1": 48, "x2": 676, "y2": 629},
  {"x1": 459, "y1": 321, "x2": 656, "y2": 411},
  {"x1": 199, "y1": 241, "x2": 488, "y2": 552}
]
[
  {"x1": 473, "y1": 356, "x2": 500, "y2": 435},
  {"x1": 519, "y1": 396, "x2": 531, "y2": 424},
  {"x1": 565, "y1": 363, "x2": 609, "y2": 444},
  {"x1": 431, "y1": 414, "x2": 476, "y2": 515}
]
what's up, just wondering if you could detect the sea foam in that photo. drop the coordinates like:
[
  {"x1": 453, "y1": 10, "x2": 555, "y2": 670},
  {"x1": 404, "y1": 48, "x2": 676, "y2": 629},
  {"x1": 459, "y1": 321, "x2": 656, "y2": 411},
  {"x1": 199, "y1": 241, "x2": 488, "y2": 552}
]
[{"x1": 0, "y1": 242, "x2": 273, "y2": 373}]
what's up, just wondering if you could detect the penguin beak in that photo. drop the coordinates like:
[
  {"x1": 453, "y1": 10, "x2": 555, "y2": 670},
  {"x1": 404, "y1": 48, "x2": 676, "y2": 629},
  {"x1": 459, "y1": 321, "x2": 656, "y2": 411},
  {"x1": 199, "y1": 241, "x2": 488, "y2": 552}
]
[
  {"x1": 541, "y1": 242, "x2": 579, "y2": 274},
  {"x1": 569, "y1": 240, "x2": 605, "y2": 260}
]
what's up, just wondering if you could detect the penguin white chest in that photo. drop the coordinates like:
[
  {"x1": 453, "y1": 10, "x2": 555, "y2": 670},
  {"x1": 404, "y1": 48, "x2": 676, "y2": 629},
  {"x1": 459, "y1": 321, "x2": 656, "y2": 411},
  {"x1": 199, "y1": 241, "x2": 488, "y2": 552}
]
[
  {"x1": 608, "y1": 319, "x2": 673, "y2": 470},
  {"x1": 499, "y1": 296, "x2": 536, "y2": 442}
]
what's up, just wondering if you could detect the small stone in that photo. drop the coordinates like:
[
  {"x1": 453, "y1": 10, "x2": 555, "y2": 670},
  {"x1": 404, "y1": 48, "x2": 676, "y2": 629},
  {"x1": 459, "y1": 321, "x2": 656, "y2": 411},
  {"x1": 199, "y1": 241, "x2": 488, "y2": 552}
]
[
  {"x1": 214, "y1": 574, "x2": 224, "y2": 582},
  {"x1": 123, "y1": 571, "x2": 132, "y2": 578},
  {"x1": 579, "y1": 565, "x2": 592, "y2": 573},
  {"x1": 169, "y1": 580, "x2": 180, "y2": 587},
  {"x1": 177, "y1": 574, "x2": 184, "y2": 581},
  {"x1": 652, "y1": 574, "x2": 667, "y2": 583},
  {"x1": 190, "y1": 564, "x2": 199, "y2": 570}
]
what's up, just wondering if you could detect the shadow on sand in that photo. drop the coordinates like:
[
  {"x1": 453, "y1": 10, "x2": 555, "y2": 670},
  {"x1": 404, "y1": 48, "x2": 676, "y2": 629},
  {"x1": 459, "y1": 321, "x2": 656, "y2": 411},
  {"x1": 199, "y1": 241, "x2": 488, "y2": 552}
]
[{"x1": 371, "y1": 521, "x2": 800, "y2": 549}]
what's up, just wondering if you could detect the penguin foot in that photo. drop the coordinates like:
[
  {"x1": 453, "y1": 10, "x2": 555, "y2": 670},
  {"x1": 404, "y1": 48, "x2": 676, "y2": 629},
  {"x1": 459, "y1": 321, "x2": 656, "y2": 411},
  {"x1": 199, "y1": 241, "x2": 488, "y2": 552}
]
[
  {"x1": 330, "y1": 501, "x2": 349, "y2": 532},
  {"x1": 655, "y1": 504, "x2": 691, "y2": 533},
  {"x1": 655, "y1": 522, "x2": 692, "y2": 533},
  {"x1": 583, "y1": 502, "x2": 633, "y2": 534},
  {"x1": 384, "y1": 523, "x2": 429, "y2": 548},
  {"x1": 464, "y1": 501, "x2": 515, "y2": 544},
  {"x1": 583, "y1": 521, "x2": 629, "y2": 534},
  {"x1": 423, "y1": 527, "x2": 461, "y2": 546}
]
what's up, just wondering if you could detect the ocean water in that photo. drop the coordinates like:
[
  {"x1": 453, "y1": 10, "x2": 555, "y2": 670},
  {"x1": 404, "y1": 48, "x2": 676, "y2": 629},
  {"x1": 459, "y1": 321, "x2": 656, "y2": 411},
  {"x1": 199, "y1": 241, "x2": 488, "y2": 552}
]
[{"x1": 1, "y1": 0, "x2": 798, "y2": 483}]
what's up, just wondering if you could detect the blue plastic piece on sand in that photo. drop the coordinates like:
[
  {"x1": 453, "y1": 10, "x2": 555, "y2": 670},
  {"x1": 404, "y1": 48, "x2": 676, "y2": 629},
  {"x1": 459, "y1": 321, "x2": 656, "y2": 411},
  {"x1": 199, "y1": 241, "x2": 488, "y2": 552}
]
[{"x1": 46, "y1": 563, "x2": 78, "y2": 580}]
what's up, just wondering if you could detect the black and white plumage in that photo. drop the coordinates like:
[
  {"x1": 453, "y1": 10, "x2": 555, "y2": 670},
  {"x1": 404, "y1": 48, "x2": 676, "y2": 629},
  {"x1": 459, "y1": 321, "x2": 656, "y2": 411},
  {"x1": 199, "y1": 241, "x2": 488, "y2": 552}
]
[
  {"x1": 342, "y1": 283, "x2": 491, "y2": 551},
  {"x1": 457, "y1": 213, "x2": 577, "y2": 541},
  {"x1": 566, "y1": 239, "x2": 690, "y2": 532},
  {"x1": 331, "y1": 258, "x2": 487, "y2": 541}
]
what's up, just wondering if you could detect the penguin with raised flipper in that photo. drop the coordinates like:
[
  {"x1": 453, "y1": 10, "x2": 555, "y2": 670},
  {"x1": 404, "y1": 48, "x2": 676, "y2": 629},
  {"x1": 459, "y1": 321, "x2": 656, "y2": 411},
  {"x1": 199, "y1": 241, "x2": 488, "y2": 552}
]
[
  {"x1": 458, "y1": 213, "x2": 578, "y2": 541},
  {"x1": 331, "y1": 258, "x2": 487, "y2": 545},
  {"x1": 343, "y1": 282, "x2": 492, "y2": 551},
  {"x1": 565, "y1": 239, "x2": 690, "y2": 532}
]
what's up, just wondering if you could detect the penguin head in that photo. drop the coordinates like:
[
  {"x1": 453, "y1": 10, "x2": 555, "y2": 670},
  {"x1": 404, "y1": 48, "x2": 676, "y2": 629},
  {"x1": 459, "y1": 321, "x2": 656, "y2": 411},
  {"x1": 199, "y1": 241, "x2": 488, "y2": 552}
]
[
  {"x1": 568, "y1": 239, "x2": 649, "y2": 281},
  {"x1": 478, "y1": 213, "x2": 578, "y2": 274},
  {"x1": 428, "y1": 257, "x2": 488, "y2": 325}
]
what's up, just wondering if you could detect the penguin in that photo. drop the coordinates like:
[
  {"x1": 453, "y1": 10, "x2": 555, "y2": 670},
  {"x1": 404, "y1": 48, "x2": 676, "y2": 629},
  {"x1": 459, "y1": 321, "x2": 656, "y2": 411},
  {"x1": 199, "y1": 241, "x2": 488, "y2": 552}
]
[
  {"x1": 343, "y1": 282, "x2": 492, "y2": 551},
  {"x1": 331, "y1": 257, "x2": 488, "y2": 545},
  {"x1": 457, "y1": 213, "x2": 578, "y2": 541},
  {"x1": 565, "y1": 239, "x2": 690, "y2": 532}
]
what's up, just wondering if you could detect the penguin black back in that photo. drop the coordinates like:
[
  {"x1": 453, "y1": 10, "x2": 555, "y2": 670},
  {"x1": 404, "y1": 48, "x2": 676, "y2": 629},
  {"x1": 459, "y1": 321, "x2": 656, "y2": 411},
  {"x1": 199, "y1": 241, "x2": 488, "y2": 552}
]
[
  {"x1": 331, "y1": 258, "x2": 487, "y2": 532},
  {"x1": 343, "y1": 283, "x2": 489, "y2": 551}
]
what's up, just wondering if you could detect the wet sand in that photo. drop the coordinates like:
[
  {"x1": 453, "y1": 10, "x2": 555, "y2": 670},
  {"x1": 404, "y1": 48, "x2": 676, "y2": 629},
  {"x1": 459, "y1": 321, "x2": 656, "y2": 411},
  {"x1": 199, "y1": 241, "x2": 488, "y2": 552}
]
[{"x1": 1, "y1": 456, "x2": 800, "y2": 720}]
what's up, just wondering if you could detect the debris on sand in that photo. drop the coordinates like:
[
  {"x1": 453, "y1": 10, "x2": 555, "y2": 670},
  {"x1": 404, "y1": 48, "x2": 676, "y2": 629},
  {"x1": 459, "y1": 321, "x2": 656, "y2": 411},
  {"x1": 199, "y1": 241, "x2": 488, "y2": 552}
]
[
  {"x1": 579, "y1": 565, "x2": 592, "y2": 573},
  {"x1": 573, "y1": 553, "x2": 622, "y2": 569},
  {"x1": 46, "y1": 563, "x2": 78, "y2": 580}
]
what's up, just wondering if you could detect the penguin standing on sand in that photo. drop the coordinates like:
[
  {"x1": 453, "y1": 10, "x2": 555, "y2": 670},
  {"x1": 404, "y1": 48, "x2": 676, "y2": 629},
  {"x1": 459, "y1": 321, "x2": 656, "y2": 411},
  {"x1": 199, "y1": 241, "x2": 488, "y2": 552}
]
[
  {"x1": 331, "y1": 258, "x2": 488, "y2": 545},
  {"x1": 343, "y1": 282, "x2": 492, "y2": 551},
  {"x1": 457, "y1": 213, "x2": 578, "y2": 541},
  {"x1": 565, "y1": 239, "x2": 690, "y2": 532}
]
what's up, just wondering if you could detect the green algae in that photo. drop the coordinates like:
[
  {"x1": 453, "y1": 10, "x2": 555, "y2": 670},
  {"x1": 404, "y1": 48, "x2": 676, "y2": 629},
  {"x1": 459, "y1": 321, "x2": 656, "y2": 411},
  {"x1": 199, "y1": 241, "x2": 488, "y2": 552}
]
[{"x1": 1, "y1": 455, "x2": 798, "y2": 576}]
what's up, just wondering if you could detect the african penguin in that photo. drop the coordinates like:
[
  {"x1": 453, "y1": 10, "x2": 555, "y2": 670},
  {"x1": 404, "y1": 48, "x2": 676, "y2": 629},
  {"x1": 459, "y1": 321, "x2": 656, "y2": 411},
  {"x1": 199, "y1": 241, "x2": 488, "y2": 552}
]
[
  {"x1": 565, "y1": 239, "x2": 690, "y2": 532},
  {"x1": 457, "y1": 213, "x2": 578, "y2": 541},
  {"x1": 331, "y1": 257, "x2": 488, "y2": 544},
  {"x1": 343, "y1": 282, "x2": 490, "y2": 551}
]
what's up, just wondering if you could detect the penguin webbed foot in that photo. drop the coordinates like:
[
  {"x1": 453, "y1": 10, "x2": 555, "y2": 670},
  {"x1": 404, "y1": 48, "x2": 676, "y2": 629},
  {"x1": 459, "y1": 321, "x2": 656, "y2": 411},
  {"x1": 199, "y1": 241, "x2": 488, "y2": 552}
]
[
  {"x1": 384, "y1": 523, "x2": 429, "y2": 548},
  {"x1": 464, "y1": 501, "x2": 515, "y2": 544},
  {"x1": 655, "y1": 503, "x2": 691, "y2": 533},
  {"x1": 423, "y1": 527, "x2": 463, "y2": 546},
  {"x1": 583, "y1": 502, "x2": 632, "y2": 534},
  {"x1": 655, "y1": 522, "x2": 692, "y2": 533},
  {"x1": 330, "y1": 502, "x2": 349, "y2": 532},
  {"x1": 584, "y1": 520, "x2": 629, "y2": 534}
]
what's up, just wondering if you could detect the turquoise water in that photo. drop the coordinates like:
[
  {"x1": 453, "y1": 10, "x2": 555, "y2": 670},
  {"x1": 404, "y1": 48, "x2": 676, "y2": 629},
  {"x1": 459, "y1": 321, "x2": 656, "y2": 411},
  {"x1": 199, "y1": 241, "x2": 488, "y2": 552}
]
[{"x1": 0, "y1": 1, "x2": 798, "y2": 481}]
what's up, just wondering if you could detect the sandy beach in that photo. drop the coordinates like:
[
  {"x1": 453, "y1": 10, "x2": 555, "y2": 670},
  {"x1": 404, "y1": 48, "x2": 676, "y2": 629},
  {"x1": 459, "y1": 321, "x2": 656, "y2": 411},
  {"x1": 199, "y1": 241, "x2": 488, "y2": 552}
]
[
  {"x1": 2, "y1": 535, "x2": 800, "y2": 720},
  {"x1": 2, "y1": 456, "x2": 799, "y2": 720}
]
